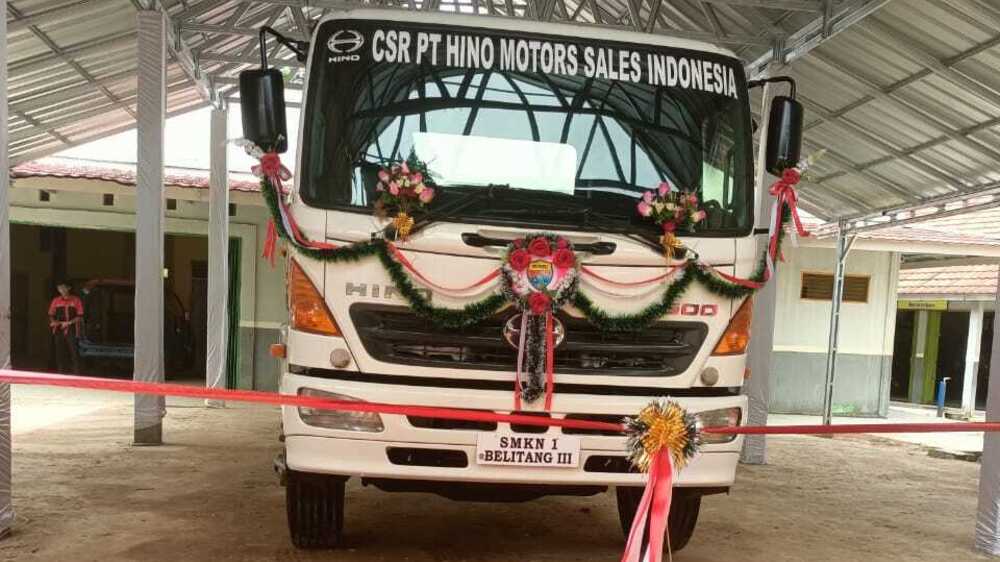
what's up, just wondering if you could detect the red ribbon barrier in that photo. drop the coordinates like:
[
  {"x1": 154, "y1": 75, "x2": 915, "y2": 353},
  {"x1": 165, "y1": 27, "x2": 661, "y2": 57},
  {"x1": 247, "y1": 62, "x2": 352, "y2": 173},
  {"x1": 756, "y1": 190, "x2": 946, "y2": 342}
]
[
  {"x1": 4, "y1": 369, "x2": 1000, "y2": 437},
  {"x1": 0, "y1": 370, "x2": 622, "y2": 433},
  {"x1": 7, "y1": 369, "x2": 1000, "y2": 441},
  {"x1": 705, "y1": 422, "x2": 1000, "y2": 435}
]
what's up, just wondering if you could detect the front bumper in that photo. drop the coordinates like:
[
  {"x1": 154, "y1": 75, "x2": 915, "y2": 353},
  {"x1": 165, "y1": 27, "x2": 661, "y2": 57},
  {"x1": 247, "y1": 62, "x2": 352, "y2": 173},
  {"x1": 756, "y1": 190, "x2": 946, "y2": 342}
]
[{"x1": 281, "y1": 373, "x2": 746, "y2": 487}]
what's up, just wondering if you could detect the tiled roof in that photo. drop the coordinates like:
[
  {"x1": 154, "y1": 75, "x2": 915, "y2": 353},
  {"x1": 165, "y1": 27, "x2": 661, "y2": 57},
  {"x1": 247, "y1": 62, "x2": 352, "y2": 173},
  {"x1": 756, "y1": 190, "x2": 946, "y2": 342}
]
[
  {"x1": 898, "y1": 264, "x2": 999, "y2": 297},
  {"x1": 11, "y1": 157, "x2": 261, "y2": 193}
]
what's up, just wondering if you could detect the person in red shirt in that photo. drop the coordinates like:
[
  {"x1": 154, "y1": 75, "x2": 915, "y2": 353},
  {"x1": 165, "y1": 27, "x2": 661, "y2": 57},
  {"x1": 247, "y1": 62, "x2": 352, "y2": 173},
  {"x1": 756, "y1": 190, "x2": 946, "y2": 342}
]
[{"x1": 48, "y1": 282, "x2": 84, "y2": 374}]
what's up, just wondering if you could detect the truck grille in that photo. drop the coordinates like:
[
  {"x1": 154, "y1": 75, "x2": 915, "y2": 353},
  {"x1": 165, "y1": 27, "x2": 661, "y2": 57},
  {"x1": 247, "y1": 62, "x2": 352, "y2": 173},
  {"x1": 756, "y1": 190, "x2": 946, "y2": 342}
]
[{"x1": 349, "y1": 304, "x2": 707, "y2": 377}]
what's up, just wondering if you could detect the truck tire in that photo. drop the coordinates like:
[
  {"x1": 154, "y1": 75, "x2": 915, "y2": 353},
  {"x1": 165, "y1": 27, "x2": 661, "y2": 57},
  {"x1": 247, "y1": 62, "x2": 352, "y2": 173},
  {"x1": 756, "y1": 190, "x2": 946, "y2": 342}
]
[
  {"x1": 615, "y1": 487, "x2": 701, "y2": 553},
  {"x1": 286, "y1": 470, "x2": 346, "y2": 549}
]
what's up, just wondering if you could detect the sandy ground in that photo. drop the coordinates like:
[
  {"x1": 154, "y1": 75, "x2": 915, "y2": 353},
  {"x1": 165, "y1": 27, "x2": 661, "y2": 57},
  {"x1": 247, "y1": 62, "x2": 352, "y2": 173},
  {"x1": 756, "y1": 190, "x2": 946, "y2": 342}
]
[{"x1": 0, "y1": 385, "x2": 992, "y2": 562}]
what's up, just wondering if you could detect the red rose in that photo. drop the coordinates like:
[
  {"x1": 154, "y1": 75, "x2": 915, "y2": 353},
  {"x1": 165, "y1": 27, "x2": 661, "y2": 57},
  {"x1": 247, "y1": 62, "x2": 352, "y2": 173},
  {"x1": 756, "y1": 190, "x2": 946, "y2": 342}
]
[
  {"x1": 556, "y1": 238, "x2": 569, "y2": 249},
  {"x1": 509, "y1": 249, "x2": 531, "y2": 271},
  {"x1": 662, "y1": 221, "x2": 677, "y2": 233},
  {"x1": 528, "y1": 292, "x2": 551, "y2": 314},
  {"x1": 553, "y1": 248, "x2": 575, "y2": 270},
  {"x1": 513, "y1": 239, "x2": 522, "y2": 248},
  {"x1": 782, "y1": 168, "x2": 801, "y2": 185},
  {"x1": 528, "y1": 237, "x2": 551, "y2": 257}
]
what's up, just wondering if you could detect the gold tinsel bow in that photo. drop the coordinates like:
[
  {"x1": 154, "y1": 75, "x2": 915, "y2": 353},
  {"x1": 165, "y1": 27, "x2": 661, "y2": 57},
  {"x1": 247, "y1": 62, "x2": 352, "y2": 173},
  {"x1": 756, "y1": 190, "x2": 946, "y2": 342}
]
[{"x1": 627, "y1": 401, "x2": 700, "y2": 473}]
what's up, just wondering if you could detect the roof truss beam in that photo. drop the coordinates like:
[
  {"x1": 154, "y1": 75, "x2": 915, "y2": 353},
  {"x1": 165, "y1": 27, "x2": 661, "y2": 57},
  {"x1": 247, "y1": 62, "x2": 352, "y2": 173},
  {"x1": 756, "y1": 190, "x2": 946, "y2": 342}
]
[{"x1": 135, "y1": 0, "x2": 222, "y2": 108}]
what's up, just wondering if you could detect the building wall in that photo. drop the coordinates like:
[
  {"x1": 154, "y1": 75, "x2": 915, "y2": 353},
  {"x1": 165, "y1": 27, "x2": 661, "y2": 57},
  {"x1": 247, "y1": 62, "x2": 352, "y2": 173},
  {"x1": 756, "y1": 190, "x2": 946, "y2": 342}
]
[
  {"x1": 9, "y1": 180, "x2": 287, "y2": 390},
  {"x1": 770, "y1": 246, "x2": 900, "y2": 416}
]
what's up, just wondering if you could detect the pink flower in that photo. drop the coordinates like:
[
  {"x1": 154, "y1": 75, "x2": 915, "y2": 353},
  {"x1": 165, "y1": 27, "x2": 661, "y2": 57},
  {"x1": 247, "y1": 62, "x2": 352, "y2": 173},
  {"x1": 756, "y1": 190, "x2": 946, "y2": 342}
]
[
  {"x1": 400, "y1": 162, "x2": 410, "y2": 174},
  {"x1": 556, "y1": 238, "x2": 569, "y2": 249},
  {"x1": 637, "y1": 201, "x2": 653, "y2": 217},
  {"x1": 528, "y1": 292, "x2": 551, "y2": 314},
  {"x1": 687, "y1": 194, "x2": 698, "y2": 205},
  {"x1": 693, "y1": 210, "x2": 707, "y2": 222},
  {"x1": 528, "y1": 237, "x2": 551, "y2": 257},
  {"x1": 418, "y1": 186, "x2": 435, "y2": 203},
  {"x1": 642, "y1": 191, "x2": 654, "y2": 204},
  {"x1": 553, "y1": 248, "x2": 575, "y2": 269},
  {"x1": 389, "y1": 181, "x2": 400, "y2": 196},
  {"x1": 509, "y1": 249, "x2": 531, "y2": 271},
  {"x1": 662, "y1": 221, "x2": 676, "y2": 233},
  {"x1": 412, "y1": 172, "x2": 423, "y2": 184},
  {"x1": 658, "y1": 180, "x2": 672, "y2": 197},
  {"x1": 378, "y1": 170, "x2": 390, "y2": 182}
]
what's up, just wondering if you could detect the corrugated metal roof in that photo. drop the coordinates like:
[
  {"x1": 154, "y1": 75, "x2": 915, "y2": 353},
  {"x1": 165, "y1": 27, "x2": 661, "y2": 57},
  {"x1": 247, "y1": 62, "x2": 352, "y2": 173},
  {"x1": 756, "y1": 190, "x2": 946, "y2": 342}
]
[{"x1": 7, "y1": 0, "x2": 1000, "y2": 225}]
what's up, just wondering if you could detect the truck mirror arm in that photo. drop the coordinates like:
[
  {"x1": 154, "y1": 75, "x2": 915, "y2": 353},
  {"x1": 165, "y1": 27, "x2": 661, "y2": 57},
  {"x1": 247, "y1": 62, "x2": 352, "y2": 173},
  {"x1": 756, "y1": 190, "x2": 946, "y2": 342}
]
[{"x1": 259, "y1": 26, "x2": 310, "y2": 67}]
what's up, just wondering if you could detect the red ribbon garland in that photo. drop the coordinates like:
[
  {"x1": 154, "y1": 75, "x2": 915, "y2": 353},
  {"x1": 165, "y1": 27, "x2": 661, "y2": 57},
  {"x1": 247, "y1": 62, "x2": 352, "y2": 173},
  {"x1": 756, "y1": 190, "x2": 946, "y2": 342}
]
[
  {"x1": 386, "y1": 243, "x2": 501, "y2": 293},
  {"x1": 580, "y1": 264, "x2": 682, "y2": 287},
  {"x1": 255, "y1": 152, "x2": 336, "y2": 264}
]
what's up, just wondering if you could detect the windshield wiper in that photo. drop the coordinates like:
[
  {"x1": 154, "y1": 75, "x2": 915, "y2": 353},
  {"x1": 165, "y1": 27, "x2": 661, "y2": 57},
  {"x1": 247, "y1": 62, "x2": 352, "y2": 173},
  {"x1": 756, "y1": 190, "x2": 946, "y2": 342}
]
[{"x1": 403, "y1": 184, "x2": 508, "y2": 237}]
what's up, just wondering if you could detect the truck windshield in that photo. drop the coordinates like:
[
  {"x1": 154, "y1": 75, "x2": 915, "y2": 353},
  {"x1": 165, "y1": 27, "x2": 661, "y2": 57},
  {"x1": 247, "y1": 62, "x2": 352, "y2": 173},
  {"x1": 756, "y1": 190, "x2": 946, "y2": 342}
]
[{"x1": 300, "y1": 19, "x2": 753, "y2": 236}]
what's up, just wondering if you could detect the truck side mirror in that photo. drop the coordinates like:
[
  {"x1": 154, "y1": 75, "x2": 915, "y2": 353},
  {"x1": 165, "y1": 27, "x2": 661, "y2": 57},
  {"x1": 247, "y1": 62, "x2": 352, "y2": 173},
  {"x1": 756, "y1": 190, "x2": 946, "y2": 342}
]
[
  {"x1": 239, "y1": 68, "x2": 288, "y2": 154},
  {"x1": 765, "y1": 95, "x2": 803, "y2": 175}
]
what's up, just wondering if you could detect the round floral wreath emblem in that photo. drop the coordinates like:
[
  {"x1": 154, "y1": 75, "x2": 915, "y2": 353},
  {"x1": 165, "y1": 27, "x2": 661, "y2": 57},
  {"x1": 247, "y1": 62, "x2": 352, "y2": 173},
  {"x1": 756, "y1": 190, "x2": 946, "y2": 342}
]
[{"x1": 501, "y1": 234, "x2": 580, "y2": 314}]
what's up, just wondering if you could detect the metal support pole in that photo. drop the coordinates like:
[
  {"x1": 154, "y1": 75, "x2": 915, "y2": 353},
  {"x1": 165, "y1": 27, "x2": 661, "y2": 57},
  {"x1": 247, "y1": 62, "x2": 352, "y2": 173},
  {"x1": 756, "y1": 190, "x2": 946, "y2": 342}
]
[
  {"x1": 133, "y1": 10, "x2": 167, "y2": 445},
  {"x1": 0, "y1": 0, "x2": 14, "y2": 537},
  {"x1": 822, "y1": 224, "x2": 853, "y2": 425},
  {"x1": 964, "y1": 303, "x2": 985, "y2": 419},
  {"x1": 975, "y1": 266, "x2": 1000, "y2": 553},
  {"x1": 205, "y1": 107, "x2": 229, "y2": 407},
  {"x1": 740, "y1": 63, "x2": 780, "y2": 465}
]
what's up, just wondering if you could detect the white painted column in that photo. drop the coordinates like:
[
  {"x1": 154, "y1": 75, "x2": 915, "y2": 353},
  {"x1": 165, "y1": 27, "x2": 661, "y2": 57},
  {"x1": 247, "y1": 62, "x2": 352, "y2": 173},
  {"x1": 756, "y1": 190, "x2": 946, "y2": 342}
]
[
  {"x1": 976, "y1": 270, "x2": 1000, "y2": 553},
  {"x1": 910, "y1": 310, "x2": 928, "y2": 405},
  {"x1": 0, "y1": 0, "x2": 14, "y2": 536},
  {"x1": 133, "y1": 11, "x2": 167, "y2": 445},
  {"x1": 741, "y1": 70, "x2": 780, "y2": 465},
  {"x1": 205, "y1": 107, "x2": 229, "y2": 408},
  {"x1": 963, "y1": 303, "x2": 985, "y2": 419}
]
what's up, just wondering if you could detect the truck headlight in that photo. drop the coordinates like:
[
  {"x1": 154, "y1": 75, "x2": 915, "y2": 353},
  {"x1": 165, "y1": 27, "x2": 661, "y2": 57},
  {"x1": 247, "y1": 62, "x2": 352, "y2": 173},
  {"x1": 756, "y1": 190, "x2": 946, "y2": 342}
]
[
  {"x1": 297, "y1": 388, "x2": 384, "y2": 432},
  {"x1": 695, "y1": 407, "x2": 741, "y2": 444}
]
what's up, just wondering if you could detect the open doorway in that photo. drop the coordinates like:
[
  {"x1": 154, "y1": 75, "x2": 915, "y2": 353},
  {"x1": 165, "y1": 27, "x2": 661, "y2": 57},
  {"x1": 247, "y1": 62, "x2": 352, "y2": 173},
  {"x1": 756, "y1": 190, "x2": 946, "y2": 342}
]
[{"x1": 10, "y1": 224, "x2": 237, "y2": 384}]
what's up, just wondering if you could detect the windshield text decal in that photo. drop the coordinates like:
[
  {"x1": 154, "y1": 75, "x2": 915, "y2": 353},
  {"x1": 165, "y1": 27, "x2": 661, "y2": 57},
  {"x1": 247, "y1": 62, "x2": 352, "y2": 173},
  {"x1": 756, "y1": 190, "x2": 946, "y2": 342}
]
[{"x1": 356, "y1": 28, "x2": 739, "y2": 99}]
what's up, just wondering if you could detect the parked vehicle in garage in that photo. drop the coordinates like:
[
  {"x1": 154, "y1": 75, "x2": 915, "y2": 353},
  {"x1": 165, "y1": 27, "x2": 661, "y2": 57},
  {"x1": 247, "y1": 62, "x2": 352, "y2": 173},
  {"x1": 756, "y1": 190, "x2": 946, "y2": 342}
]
[
  {"x1": 241, "y1": 8, "x2": 802, "y2": 553},
  {"x1": 78, "y1": 278, "x2": 194, "y2": 376}
]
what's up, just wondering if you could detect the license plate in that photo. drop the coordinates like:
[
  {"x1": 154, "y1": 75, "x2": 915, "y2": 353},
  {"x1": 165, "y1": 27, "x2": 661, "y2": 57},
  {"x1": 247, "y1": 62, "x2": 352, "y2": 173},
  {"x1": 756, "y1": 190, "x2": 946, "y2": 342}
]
[{"x1": 475, "y1": 432, "x2": 581, "y2": 468}]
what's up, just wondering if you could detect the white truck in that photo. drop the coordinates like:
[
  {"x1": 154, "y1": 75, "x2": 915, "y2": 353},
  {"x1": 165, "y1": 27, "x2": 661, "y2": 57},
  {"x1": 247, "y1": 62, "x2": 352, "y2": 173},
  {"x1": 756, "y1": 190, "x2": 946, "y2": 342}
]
[{"x1": 239, "y1": 8, "x2": 802, "y2": 553}]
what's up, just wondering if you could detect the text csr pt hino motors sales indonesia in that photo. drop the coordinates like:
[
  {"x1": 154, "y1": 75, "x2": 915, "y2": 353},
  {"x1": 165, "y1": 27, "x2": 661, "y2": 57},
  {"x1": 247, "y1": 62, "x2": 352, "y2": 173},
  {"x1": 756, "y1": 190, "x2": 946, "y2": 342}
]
[{"x1": 238, "y1": 8, "x2": 804, "y2": 553}]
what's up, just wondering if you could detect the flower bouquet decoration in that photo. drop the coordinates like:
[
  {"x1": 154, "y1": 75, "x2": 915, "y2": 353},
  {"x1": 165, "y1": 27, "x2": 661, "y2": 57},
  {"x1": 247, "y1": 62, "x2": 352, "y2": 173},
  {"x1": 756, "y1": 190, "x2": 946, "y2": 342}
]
[
  {"x1": 374, "y1": 154, "x2": 436, "y2": 241},
  {"x1": 500, "y1": 234, "x2": 580, "y2": 409},
  {"x1": 636, "y1": 180, "x2": 707, "y2": 260}
]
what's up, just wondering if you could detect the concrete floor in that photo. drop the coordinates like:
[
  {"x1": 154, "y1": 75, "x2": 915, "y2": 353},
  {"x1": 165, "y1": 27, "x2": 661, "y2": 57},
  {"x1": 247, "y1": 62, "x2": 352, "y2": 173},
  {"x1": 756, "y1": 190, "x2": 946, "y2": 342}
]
[{"x1": 0, "y1": 385, "x2": 993, "y2": 562}]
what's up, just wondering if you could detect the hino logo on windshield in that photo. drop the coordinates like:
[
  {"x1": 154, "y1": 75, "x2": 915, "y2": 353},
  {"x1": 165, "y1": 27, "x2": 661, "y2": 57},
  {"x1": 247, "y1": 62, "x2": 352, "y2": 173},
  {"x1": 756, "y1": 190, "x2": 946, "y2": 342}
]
[
  {"x1": 346, "y1": 282, "x2": 431, "y2": 302},
  {"x1": 327, "y1": 30, "x2": 364, "y2": 63}
]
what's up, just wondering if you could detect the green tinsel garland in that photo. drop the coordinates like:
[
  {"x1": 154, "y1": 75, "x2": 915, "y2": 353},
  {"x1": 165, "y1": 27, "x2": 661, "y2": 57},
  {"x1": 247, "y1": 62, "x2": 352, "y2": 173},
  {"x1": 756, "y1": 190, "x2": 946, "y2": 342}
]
[{"x1": 261, "y1": 176, "x2": 793, "y2": 333}]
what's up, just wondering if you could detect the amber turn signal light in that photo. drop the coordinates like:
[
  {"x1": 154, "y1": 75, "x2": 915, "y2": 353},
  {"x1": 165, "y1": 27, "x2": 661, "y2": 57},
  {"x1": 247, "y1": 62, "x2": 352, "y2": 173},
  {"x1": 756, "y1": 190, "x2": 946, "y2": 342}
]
[
  {"x1": 288, "y1": 259, "x2": 341, "y2": 336},
  {"x1": 712, "y1": 297, "x2": 752, "y2": 356},
  {"x1": 269, "y1": 344, "x2": 287, "y2": 359}
]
